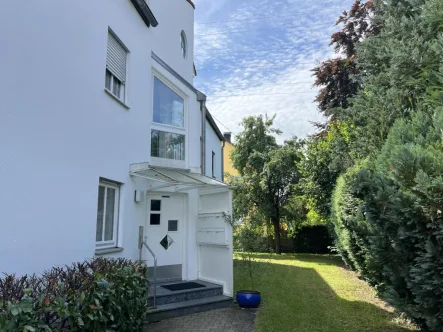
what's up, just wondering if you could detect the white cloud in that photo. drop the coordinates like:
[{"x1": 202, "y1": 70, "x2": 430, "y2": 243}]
[{"x1": 193, "y1": 0, "x2": 354, "y2": 142}]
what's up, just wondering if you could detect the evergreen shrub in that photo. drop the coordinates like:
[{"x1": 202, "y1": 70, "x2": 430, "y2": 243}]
[
  {"x1": 331, "y1": 161, "x2": 378, "y2": 282},
  {"x1": 332, "y1": 110, "x2": 443, "y2": 330}
]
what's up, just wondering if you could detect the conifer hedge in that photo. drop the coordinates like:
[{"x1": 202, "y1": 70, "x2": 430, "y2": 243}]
[{"x1": 332, "y1": 111, "x2": 443, "y2": 331}]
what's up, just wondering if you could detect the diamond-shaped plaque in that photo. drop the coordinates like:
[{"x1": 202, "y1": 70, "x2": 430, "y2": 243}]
[{"x1": 160, "y1": 235, "x2": 174, "y2": 250}]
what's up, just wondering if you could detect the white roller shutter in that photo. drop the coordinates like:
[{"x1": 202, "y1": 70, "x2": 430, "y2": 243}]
[{"x1": 107, "y1": 32, "x2": 127, "y2": 83}]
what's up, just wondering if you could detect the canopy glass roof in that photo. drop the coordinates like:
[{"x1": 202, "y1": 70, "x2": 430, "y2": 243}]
[{"x1": 129, "y1": 163, "x2": 229, "y2": 191}]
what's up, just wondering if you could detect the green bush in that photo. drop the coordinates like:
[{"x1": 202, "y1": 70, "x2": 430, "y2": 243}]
[
  {"x1": 330, "y1": 161, "x2": 379, "y2": 282},
  {"x1": 332, "y1": 110, "x2": 443, "y2": 331},
  {"x1": 292, "y1": 225, "x2": 333, "y2": 254},
  {"x1": 359, "y1": 110, "x2": 443, "y2": 331},
  {"x1": 0, "y1": 258, "x2": 149, "y2": 331}
]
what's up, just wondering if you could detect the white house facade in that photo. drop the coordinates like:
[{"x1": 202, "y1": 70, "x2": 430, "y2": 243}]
[{"x1": 0, "y1": 0, "x2": 233, "y2": 301}]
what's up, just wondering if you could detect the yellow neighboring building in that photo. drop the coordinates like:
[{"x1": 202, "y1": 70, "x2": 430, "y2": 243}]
[{"x1": 223, "y1": 132, "x2": 239, "y2": 182}]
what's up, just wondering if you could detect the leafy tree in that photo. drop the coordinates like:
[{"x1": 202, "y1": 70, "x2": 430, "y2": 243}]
[
  {"x1": 313, "y1": 59, "x2": 360, "y2": 119},
  {"x1": 330, "y1": 0, "x2": 380, "y2": 58},
  {"x1": 231, "y1": 115, "x2": 303, "y2": 254},
  {"x1": 302, "y1": 0, "x2": 379, "y2": 222},
  {"x1": 282, "y1": 194, "x2": 310, "y2": 236},
  {"x1": 299, "y1": 121, "x2": 359, "y2": 220},
  {"x1": 312, "y1": 0, "x2": 379, "y2": 122}
]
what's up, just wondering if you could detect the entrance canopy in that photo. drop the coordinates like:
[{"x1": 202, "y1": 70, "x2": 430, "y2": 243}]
[{"x1": 130, "y1": 163, "x2": 230, "y2": 192}]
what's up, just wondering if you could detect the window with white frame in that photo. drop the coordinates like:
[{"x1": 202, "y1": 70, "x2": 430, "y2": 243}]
[
  {"x1": 96, "y1": 180, "x2": 120, "y2": 248},
  {"x1": 151, "y1": 75, "x2": 186, "y2": 162},
  {"x1": 105, "y1": 30, "x2": 128, "y2": 102},
  {"x1": 151, "y1": 130, "x2": 185, "y2": 161},
  {"x1": 153, "y1": 77, "x2": 184, "y2": 127}
]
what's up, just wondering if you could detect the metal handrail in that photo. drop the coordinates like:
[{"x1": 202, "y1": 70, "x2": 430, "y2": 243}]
[{"x1": 138, "y1": 231, "x2": 157, "y2": 309}]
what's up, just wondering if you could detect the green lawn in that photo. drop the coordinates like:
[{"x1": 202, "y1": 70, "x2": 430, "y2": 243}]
[{"x1": 234, "y1": 253, "x2": 416, "y2": 332}]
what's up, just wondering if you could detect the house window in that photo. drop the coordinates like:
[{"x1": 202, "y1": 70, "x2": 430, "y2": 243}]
[
  {"x1": 151, "y1": 75, "x2": 187, "y2": 164},
  {"x1": 150, "y1": 214, "x2": 161, "y2": 225},
  {"x1": 150, "y1": 199, "x2": 161, "y2": 225},
  {"x1": 168, "y1": 220, "x2": 178, "y2": 232},
  {"x1": 212, "y1": 151, "x2": 216, "y2": 178},
  {"x1": 180, "y1": 31, "x2": 187, "y2": 59},
  {"x1": 153, "y1": 77, "x2": 184, "y2": 128},
  {"x1": 151, "y1": 130, "x2": 185, "y2": 161},
  {"x1": 106, "y1": 30, "x2": 128, "y2": 102},
  {"x1": 96, "y1": 180, "x2": 120, "y2": 248},
  {"x1": 151, "y1": 199, "x2": 161, "y2": 211}
]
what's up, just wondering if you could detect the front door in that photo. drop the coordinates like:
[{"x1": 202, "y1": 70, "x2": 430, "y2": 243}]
[{"x1": 146, "y1": 194, "x2": 184, "y2": 282}]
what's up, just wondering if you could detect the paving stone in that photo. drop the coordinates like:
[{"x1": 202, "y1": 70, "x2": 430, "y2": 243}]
[{"x1": 145, "y1": 307, "x2": 257, "y2": 332}]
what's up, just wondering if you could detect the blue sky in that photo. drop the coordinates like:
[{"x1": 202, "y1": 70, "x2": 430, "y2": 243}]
[{"x1": 193, "y1": 0, "x2": 354, "y2": 142}]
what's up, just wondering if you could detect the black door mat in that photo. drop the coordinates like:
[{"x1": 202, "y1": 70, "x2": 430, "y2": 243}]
[{"x1": 161, "y1": 282, "x2": 206, "y2": 291}]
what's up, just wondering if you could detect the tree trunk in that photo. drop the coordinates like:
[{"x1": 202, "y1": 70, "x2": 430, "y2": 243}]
[
  {"x1": 272, "y1": 217, "x2": 282, "y2": 254},
  {"x1": 266, "y1": 218, "x2": 273, "y2": 249}
]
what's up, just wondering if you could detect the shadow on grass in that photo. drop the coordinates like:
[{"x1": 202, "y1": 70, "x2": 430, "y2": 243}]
[{"x1": 234, "y1": 255, "x2": 412, "y2": 332}]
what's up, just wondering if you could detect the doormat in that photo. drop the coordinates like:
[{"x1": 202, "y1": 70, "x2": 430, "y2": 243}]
[{"x1": 161, "y1": 282, "x2": 206, "y2": 292}]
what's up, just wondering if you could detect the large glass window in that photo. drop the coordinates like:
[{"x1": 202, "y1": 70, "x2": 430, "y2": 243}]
[
  {"x1": 153, "y1": 77, "x2": 185, "y2": 128},
  {"x1": 151, "y1": 130, "x2": 185, "y2": 161}
]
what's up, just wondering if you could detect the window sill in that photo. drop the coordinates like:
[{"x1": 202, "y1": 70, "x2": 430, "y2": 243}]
[
  {"x1": 95, "y1": 247, "x2": 124, "y2": 256},
  {"x1": 150, "y1": 157, "x2": 186, "y2": 169},
  {"x1": 152, "y1": 122, "x2": 186, "y2": 131},
  {"x1": 104, "y1": 89, "x2": 130, "y2": 109}
]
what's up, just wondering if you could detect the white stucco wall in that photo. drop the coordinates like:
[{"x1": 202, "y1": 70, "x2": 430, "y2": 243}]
[
  {"x1": 149, "y1": 0, "x2": 195, "y2": 84},
  {"x1": 205, "y1": 122, "x2": 223, "y2": 181},
  {"x1": 0, "y1": 0, "x2": 203, "y2": 275}
]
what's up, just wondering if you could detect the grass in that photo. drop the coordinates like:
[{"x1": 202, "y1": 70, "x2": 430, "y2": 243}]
[{"x1": 234, "y1": 253, "x2": 417, "y2": 332}]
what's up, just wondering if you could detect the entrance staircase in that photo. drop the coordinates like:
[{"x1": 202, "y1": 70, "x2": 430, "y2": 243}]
[{"x1": 146, "y1": 280, "x2": 233, "y2": 322}]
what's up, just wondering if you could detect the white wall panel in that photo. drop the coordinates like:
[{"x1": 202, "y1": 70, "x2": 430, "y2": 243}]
[{"x1": 0, "y1": 0, "x2": 199, "y2": 275}]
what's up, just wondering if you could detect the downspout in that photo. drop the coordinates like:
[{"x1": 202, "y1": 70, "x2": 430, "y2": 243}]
[
  {"x1": 197, "y1": 91, "x2": 207, "y2": 175},
  {"x1": 221, "y1": 140, "x2": 225, "y2": 182}
]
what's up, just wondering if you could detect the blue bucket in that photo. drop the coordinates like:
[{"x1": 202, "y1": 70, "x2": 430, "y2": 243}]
[{"x1": 236, "y1": 290, "x2": 261, "y2": 308}]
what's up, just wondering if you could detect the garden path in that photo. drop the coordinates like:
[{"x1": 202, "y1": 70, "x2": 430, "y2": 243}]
[{"x1": 145, "y1": 307, "x2": 257, "y2": 332}]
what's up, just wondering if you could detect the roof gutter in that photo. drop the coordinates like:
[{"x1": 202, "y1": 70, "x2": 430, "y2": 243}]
[
  {"x1": 205, "y1": 109, "x2": 225, "y2": 141},
  {"x1": 131, "y1": 0, "x2": 159, "y2": 27},
  {"x1": 185, "y1": 0, "x2": 196, "y2": 9},
  {"x1": 197, "y1": 92, "x2": 207, "y2": 175},
  {"x1": 221, "y1": 140, "x2": 225, "y2": 182}
]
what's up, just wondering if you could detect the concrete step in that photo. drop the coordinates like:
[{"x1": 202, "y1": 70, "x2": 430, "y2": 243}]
[
  {"x1": 146, "y1": 295, "x2": 233, "y2": 323},
  {"x1": 148, "y1": 280, "x2": 223, "y2": 306}
]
